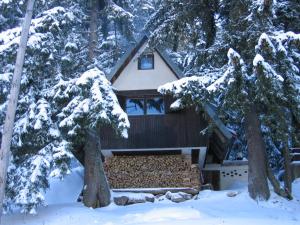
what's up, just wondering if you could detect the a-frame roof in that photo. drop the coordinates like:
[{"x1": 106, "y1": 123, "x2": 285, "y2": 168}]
[
  {"x1": 108, "y1": 35, "x2": 184, "y2": 83},
  {"x1": 108, "y1": 35, "x2": 233, "y2": 146}
]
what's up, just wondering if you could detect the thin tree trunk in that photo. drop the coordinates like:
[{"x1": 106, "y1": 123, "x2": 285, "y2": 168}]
[
  {"x1": 99, "y1": 0, "x2": 108, "y2": 40},
  {"x1": 114, "y1": 21, "x2": 118, "y2": 60},
  {"x1": 0, "y1": 0, "x2": 35, "y2": 220},
  {"x1": 263, "y1": 0, "x2": 273, "y2": 10},
  {"x1": 283, "y1": 141, "x2": 292, "y2": 194},
  {"x1": 172, "y1": 24, "x2": 179, "y2": 52},
  {"x1": 88, "y1": 0, "x2": 100, "y2": 62},
  {"x1": 202, "y1": 0, "x2": 216, "y2": 48},
  {"x1": 244, "y1": 104, "x2": 270, "y2": 200},
  {"x1": 83, "y1": 129, "x2": 111, "y2": 208},
  {"x1": 267, "y1": 164, "x2": 292, "y2": 200}
]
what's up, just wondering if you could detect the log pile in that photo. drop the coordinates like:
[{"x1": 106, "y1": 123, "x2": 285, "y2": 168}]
[{"x1": 104, "y1": 154, "x2": 201, "y2": 189}]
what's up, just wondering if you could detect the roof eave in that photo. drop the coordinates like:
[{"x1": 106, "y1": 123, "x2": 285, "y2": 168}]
[
  {"x1": 108, "y1": 35, "x2": 184, "y2": 83},
  {"x1": 203, "y1": 103, "x2": 233, "y2": 141}
]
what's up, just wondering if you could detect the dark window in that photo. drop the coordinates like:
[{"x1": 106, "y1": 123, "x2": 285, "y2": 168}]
[
  {"x1": 126, "y1": 99, "x2": 144, "y2": 115},
  {"x1": 146, "y1": 97, "x2": 165, "y2": 115},
  {"x1": 125, "y1": 97, "x2": 165, "y2": 116},
  {"x1": 138, "y1": 54, "x2": 154, "y2": 70},
  {"x1": 192, "y1": 149, "x2": 200, "y2": 164}
]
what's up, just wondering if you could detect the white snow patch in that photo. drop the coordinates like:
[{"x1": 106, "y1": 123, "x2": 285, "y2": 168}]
[
  {"x1": 227, "y1": 48, "x2": 241, "y2": 60},
  {"x1": 253, "y1": 54, "x2": 264, "y2": 67},
  {"x1": 113, "y1": 192, "x2": 154, "y2": 202},
  {"x1": 3, "y1": 179, "x2": 300, "y2": 225},
  {"x1": 0, "y1": 73, "x2": 12, "y2": 82},
  {"x1": 45, "y1": 165, "x2": 84, "y2": 205},
  {"x1": 122, "y1": 207, "x2": 202, "y2": 223},
  {"x1": 207, "y1": 70, "x2": 233, "y2": 92}
]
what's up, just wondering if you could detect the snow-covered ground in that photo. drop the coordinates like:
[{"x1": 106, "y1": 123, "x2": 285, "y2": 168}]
[{"x1": 3, "y1": 178, "x2": 300, "y2": 225}]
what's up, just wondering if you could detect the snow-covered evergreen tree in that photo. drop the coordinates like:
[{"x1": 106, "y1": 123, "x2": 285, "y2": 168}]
[
  {"x1": 52, "y1": 67, "x2": 129, "y2": 144},
  {"x1": 152, "y1": 0, "x2": 300, "y2": 168},
  {"x1": 0, "y1": 0, "x2": 136, "y2": 213},
  {"x1": 0, "y1": 1, "x2": 88, "y2": 213},
  {"x1": 1, "y1": 0, "x2": 299, "y2": 212},
  {"x1": 157, "y1": 0, "x2": 300, "y2": 199}
]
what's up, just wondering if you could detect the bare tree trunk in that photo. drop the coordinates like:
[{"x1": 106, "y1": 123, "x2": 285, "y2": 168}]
[
  {"x1": 0, "y1": 0, "x2": 35, "y2": 220},
  {"x1": 267, "y1": 164, "x2": 292, "y2": 200},
  {"x1": 172, "y1": 24, "x2": 179, "y2": 52},
  {"x1": 88, "y1": 0, "x2": 100, "y2": 62},
  {"x1": 202, "y1": 0, "x2": 217, "y2": 48},
  {"x1": 262, "y1": 0, "x2": 273, "y2": 14},
  {"x1": 282, "y1": 141, "x2": 292, "y2": 194},
  {"x1": 245, "y1": 105, "x2": 270, "y2": 200},
  {"x1": 263, "y1": 0, "x2": 273, "y2": 9},
  {"x1": 83, "y1": 129, "x2": 111, "y2": 208},
  {"x1": 99, "y1": 0, "x2": 108, "y2": 40}
]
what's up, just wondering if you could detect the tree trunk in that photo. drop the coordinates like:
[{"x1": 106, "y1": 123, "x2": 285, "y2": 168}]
[
  {"x1": 99, "y1": 0, "x2": 108, "y2": 40},
  {"x1": 267, "y1": 164, "x2": 292, "y2": 200},
  {"x1": 172, "y1": 24, "x2": 179, "y2": 52},
  {"x1": 202, "y1": 0, "x2": 216, "y2": 48},
  {"x1": 88, "y1": 0, "x2": 100, "y2": 62},
  {"x1": 282, "y1": 141, "x2": 292, "y2": 194},
  {"x1": 244, "y1": 105, "x2": 270, "y2": 200},
  {"x1": 83, "y1": 0, "x2": 111, "y2": 209},
  {"x1": 83, "y1": 129, "x2": 111, "y2": 208},
  {"x1": 263, "y1": 0, "x2": 273, "y2": 11},
  {"x1": 0, "y1": 0, "x2": 35, "y2": 220}
]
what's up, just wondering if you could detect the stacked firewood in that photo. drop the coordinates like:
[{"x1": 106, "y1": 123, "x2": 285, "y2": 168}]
[{"x1": 104, "y1": 154, "x2": 201, "y2": 189}]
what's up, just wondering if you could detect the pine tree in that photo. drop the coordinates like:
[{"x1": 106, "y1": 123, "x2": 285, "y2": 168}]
[
  {"x1": 156, "y1": 0, "x2": 300, "y2": 199},
  {"x1": 0, "y1": 0, "x2": 36, "y2": 218},
  {"x1": 0, "y1": 0, "x2": 139, "y2": 213},
  {"x1": 52, "y1": 68, "x2": 129, "y2": 207}
]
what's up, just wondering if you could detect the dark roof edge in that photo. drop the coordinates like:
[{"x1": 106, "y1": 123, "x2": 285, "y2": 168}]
[
  {"x1": 155, "y1": 46, "x2": 184, "y2": 79},
  {"x1": 203, "y1": 103, "x2": 233, "y2": 140},
  {"x1": 108, "y1": 34, "x2": 184, "y2": 82},
  {"x1": 108, "y1": 35, "x2": 148, "y2": 81}
]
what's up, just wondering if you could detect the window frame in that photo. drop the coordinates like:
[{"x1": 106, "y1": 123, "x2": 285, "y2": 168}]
[
  {"x1": 125, "y1": 96, "x2": 165, "y2": 116},
  {"x1": 138, "y1": 53, "x2": 154, "y2": 70},
  {"x1": 125, "y1": 98, "x2": 145, "y2": 116},
  {"x1": 145, "y1": 97, "x2": 165, "y2": 115}
]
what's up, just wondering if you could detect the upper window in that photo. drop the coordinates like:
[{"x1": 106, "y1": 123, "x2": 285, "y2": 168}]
[
  {"x1": 138, "y1": 54, "x2": 154, "y2": 70},
  {"x1": 125, "y1": 97, "x2": 165, "y2": 116}
]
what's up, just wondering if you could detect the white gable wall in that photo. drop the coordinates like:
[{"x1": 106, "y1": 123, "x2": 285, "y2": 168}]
[{"x1": 112, "y1": 44, "x2": 178, "y2": 91}]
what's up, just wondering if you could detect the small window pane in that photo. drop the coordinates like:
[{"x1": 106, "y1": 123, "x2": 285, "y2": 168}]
[
  {"x1": 126, "y1": 99, "x2": 144, "y2": 115},
  {"x1": 146, "y1": 98, "x2": 165, "y2": 115},
  {"x1": 139, "y1": 54, "x2": 154, "y2": 70}
]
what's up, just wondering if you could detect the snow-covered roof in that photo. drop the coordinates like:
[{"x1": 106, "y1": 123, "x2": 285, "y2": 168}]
[{"x1": 108, "y1": 34, "x2": 184, "y2": 82}]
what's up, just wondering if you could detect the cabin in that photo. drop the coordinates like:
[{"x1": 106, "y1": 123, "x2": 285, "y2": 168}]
[{"x1": 101, "y1": 35, "x2": 248, "y2": 191}]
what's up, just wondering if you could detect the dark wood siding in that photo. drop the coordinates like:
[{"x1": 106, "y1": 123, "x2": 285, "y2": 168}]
[{"x1": 101, "y1": 108, "x2": 209, "y2": 149}]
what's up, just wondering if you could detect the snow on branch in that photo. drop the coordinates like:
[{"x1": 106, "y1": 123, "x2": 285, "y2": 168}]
[
  {"x1": 253, "y1": 53, "x2": 284, "y2": 82},
  {"x1": 5, "y1": 140, "x2": 73, "y2": 214},
  {"x1": 106, "y1": 1, "x2": 133, "y2": 20},
  {"x1": 256, "y1": 33, "x2": 276, "y2": 58},
  {"x1": 158, "y1": 76, "x2": 210, "y2": 109},
  {"x1": 0, "y1": 6, "x2": 75, "y2": 53},
  {"x1": 53, "y1": 67, "x2": 129, "y2": 139},
  {"x1": 227, "y1": 48, "x2": 246, "y2": 70}
]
